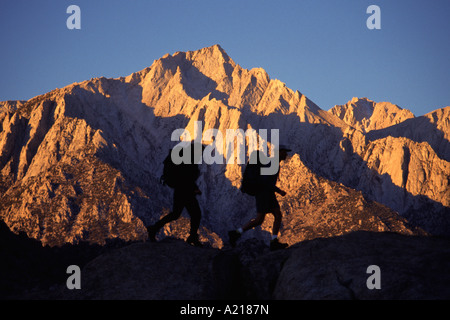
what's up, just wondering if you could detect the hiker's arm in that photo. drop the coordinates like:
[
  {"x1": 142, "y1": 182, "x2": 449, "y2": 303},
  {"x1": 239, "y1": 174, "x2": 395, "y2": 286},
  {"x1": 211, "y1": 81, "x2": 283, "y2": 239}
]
[
  {"x1": 193, "y1": 183, "x2": 201, "y2": 195},
  {"x1": 274, "y1": 186, "x2": 286, "y2": 196},
  {"x1": 259, "y1": 175, "x2": 285, "y2": 194}
]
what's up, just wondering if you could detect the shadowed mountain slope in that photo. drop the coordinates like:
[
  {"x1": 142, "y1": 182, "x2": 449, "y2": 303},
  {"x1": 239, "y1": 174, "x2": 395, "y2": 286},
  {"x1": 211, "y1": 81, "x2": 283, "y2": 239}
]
[{"x1": 0, "y1": 45, "x2": 448, "y2": 250}]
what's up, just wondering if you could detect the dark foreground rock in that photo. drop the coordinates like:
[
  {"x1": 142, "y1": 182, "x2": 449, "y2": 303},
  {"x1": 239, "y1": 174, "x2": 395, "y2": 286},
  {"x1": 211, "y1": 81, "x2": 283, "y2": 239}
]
[
  {"x1": 0, "y1": 220, "x2": 127, "y2": 299},
  {"x1": 58, "y1": 239, "x2": 242, "y2": 300},
  {"x1": 274, "y1": 231, "x2": 450, "y2": 299},
  {"x1": 3, "y1": 225, "x2": 450, "y2": 300}
]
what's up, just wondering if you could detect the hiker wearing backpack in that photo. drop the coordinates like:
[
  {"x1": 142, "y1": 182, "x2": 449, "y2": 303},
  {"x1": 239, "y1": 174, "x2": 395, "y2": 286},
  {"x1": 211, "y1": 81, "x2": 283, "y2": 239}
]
[
  {"x1": 147, "y1": 143, "x2": 204, "y2": 247},
  {"x1": 229, "y1": 145, "x2": 291, "y2": 251}
]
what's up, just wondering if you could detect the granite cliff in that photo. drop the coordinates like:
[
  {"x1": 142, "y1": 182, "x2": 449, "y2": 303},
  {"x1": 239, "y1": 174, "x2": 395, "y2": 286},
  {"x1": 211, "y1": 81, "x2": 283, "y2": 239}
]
[{"x1": 0, "y1": 45, "x2": 449, "y2": 250}]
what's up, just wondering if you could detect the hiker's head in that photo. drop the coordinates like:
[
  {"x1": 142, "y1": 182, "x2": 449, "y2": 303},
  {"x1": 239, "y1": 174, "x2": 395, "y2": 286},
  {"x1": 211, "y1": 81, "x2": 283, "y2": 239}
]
[
  {"x1": 277, "y1": 144, "x2": 291, "y2": 161},
  {"x1": 189, "y1": 142, "x2": 205, "y2": 164},
  {"x1": 279, "y1": 149, "x2": 288, "y2": 161},
  {"x1": 171, "y1": 141, "x2": 205, "y2": 165}
]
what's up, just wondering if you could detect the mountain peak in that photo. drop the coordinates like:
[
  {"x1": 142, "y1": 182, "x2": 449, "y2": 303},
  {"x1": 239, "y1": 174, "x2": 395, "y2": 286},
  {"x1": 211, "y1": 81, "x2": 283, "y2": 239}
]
[
  {"x1": 1, "y1": 45, "x2": 449, "y2": 254},
  {"x1": 145, "y1": 45, "x2": 234, "y2": 72},
  {"x1": 184, "y1": 44, "x2": 235, "y2": 67},
  {"x1": 330, "y1": 97, "x2": 414, "y2": 133},
  {"x1": 350, "y1": 97, "x2": 373, "y2": 104}
]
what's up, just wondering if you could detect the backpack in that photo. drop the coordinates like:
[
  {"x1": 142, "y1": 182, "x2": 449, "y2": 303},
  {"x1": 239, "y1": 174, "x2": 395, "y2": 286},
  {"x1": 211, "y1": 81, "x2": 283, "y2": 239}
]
[
  {"x1": 240, "y1": 161, "x2": 261, "y2": 196},
  {"x1": 160, "y1": 151, "x2": 178, "y2": 188}
]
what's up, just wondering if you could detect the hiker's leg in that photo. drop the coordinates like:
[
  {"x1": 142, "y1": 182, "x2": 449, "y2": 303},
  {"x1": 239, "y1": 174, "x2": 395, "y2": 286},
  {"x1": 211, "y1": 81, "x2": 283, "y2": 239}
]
[
  {"x1": 185, "y1": 196, "x2": 201, "y2": 237},
  {"x1": 269, "y1": 207, "x2": 288, "y2": 250},
  {"x1": 152, "y1": 209, "x2": 182, "y2": 231},
  {"x1": 229, "y1": 210, "x2": 264, "y2": 247},
  {"x1": 184, "y1": 195, "x2": 203, "y2": 247},
  {"x1": 271, "y1": 207, "x2": 282, "y2": 236},
  {"x1": 247, "y1": 191, "x2": 272, "y2": 232},
  {"x1": 242, "y1": 212, "x2": 265, "y2": 232},
  {"x1": 152, "y1": 189, "x2": 184, "y2": 231}
]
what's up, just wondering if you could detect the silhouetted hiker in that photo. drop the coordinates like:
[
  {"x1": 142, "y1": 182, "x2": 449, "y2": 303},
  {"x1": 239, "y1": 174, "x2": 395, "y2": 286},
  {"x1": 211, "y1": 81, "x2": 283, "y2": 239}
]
[
  {"x1": 147, "y1": 143, "x2": 204, "y2": 247},
  {"x1": 229, "y1": 145, "x2": 291, "y2": 251}
]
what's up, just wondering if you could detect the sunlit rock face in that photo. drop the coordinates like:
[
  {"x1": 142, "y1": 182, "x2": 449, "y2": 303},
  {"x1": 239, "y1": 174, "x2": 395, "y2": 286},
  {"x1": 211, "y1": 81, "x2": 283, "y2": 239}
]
[{"x1": 0, "y1": 45, "x2": 448, "y2": 248}]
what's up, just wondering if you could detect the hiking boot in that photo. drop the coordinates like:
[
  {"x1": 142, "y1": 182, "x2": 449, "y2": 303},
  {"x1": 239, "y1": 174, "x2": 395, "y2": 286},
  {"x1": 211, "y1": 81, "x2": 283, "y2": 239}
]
[
  {"x1": 270, "y1": 238, "x2": 288, "y2": 251},
  {"x1": 228, "y1": 230, "x2": 241, "y2": 248},
  {"x1": 186, "y1": 235, "x2": 203, "y2": 247},
  {"x1": 147, "y1": 225, "x2": 157, "y2": 242}
]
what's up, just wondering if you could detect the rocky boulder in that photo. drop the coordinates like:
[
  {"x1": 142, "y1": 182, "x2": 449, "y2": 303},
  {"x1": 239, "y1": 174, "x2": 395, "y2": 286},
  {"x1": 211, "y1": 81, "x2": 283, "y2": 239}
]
[
  {"x1": 14, "y1": 231, "x2": 449, "y2": 300},
  {"x1": 56, "y1": 239, "x2": 241, "y2": 300},
  {"x1": 274, "y1": 231, "x2": 450, "y2": 299}
]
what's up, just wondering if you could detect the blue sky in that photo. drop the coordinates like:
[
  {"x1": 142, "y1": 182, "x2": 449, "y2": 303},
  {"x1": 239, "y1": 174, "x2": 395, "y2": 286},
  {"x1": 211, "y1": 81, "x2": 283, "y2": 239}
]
[{"x1": 1, "y1": 0, "x2": 449, "y2": 116}]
